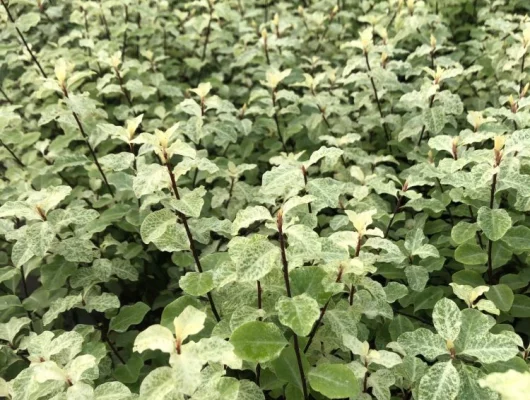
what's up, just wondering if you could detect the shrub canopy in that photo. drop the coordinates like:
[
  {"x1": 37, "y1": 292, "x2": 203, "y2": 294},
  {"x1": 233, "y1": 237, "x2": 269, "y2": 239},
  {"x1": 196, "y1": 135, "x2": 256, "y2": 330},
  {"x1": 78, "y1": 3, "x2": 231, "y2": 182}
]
[{"x1": 1, "y1": 0, "x2": 530, "y2": 399}]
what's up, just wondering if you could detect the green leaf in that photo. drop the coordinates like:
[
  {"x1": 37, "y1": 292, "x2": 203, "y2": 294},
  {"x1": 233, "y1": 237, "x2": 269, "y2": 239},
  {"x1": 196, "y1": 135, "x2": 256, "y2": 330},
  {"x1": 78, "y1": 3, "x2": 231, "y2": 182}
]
[
  {"x1": 306, "y1": 178, "x2": 345, "y2": 209},
  {"x1": 276, "y1": 294, "x2": 320, "y2": 336},
  {"x1": 230, "y1": 321, "x2": 288, "y2": 363},
  {"x1": 0, "y1": 317, "x2": 31, "y2": 343},
  {"x1": 43, "y1": 295, "x2": 82, "y2": 325},
  {"x1": 460, "y1": 333, "x2": 519, "y2": 363},
  {"x1": 164, "y1": 187, "x2": 206, "y2": 218},
  {"x1": 454, "y1": 243, "x2": 487, "y2": 265},
  {"x1": 485, "y1": 284, "x2": 514, "y2": 312},
  {"x1": 477, "y1": 207, "x2": 512, "y2": 241},
  {"x1": 405, "y1": 265, "x2": 429, "y2": 292},
  {"x1": 180, "y1": 271, "x2": 215, "y2": 296},
  {"x1": 140, "y1": 209, "x2": 189, "y2": 252},
  {"x1": 451, "y1": 222, "x2": 478, "y2": 245},
  {"x1": 93, "y1": 381, "x2": 133, "y2": 400},
  {"x1": 418, "y1": 361, "x2": 460, "y2": 400},
  {"x1": 231, "y1": 206, "x2": 272, "y2": 235},
  {"x1": 134, "y1": 324, "x2": 175, "y2": 354},
  {"x1": 228, "y1": 235, "x2": 280, "y2": 282},
  {"x1": 16, "y1": 12, "x2": 41, "y2": 32},
  {"x1": 397, "y1": 328, "x2": 449, "y2": 360},
  {"x1": 433, "y1": 298, "x2": 462, "y2": 342},
  {"x1": 457, "y1": 365, "x2": 498, "y2": 400},
  {"x1": 261, "y1": 165, "x2": 304, "y2": 199},
  {"x1": 139, "y1": 367, "x2": 179, "y2": 399},
  {"x1": 109, "y1": 302, "x2": 150, "y2": 333},
  {"x1": 271, "y1": 345, "x2": 310, "y2": 391},
  {"x1": 509, "y1": 294, "x2": 530, "y2": 317},
  {"x1": 26, "y1": 222, "x2": 55, "y2": 257},
  {"x1": 501, "y1": 225, "x2": 530, "y2": 251},
  {"x1": 422, "y1": 106, "x2": 446, "y2": 134},
  {"x1": 308, "y1": 363, "x2": 360, "y2": 399}
]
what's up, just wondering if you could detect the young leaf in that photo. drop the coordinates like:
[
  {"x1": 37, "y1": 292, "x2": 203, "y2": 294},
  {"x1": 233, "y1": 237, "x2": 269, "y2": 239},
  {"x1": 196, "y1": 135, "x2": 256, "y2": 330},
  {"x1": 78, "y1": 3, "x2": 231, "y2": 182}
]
[{"x1": 433, "y1": 298, "x2": 462, "y2": 342}]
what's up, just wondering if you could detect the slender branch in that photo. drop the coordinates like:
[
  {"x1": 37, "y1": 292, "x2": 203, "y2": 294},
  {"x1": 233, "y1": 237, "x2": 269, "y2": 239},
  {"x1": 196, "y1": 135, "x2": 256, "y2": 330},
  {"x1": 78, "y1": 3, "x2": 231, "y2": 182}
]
[
  {"x1": 114, "y1": 66, "x2": 133, "y2": 107},
  {"x1": 99, "y1": 0, "x2": 111, "y2": 40},
  {"x1": 349, "y1": 285, "x2": 355, "y2": 306},
  {"x1": 165, "y1": 160, "x2": 221, "y2": 322},
  {"x1": 315, "y1": 7, "x2": 338, "y2": 53},
  {"x1": 122, "y1": 5, "x2": 128, "y2": 63},
  {"x1": 364, "y1": 51, "x2": 391, "y2": 142},
  {"x1": 519, "y1": 51, "x2": 526, "y2": 93},
  {"x1": 417, "y1": 42, "x2": 438, "y2": 145},
  {"x1": 104, "y1": 335, "x2": 125, "y2": 364},
  {"x1": 0, "y1": 87, "x2": 13, "y2": 103},
  {"x1": 1, "y1": 0, "x2": 48, "y2": 78},
  {"x1": 272, "y1": 90, "x2": 288, "y2": 152},
  {"x1": 304, "y1": 265, "x2": 344, "y2": 352},
  {"x1": 487, "y1": 172, "x2": 497, "y2": 284},
  {"x1": 301, "y1": 166, "x2": 312, "y2": 213},
  {"x1": 201, "y1": 0, "x2": 214, "y2": 61},
  {"x1": 69, "y1": 105, "x2": 114, "y2": 197},
  {"x1": 435, "y1": 178, "x2": 455, "y2": 226},
  {"x1": 3, "y1": 1, "x2": 113, "y2": 197},
  {"x1": 384, "y1": 182, "x2": 407, "y2": 238},
  {"x1": 468, "y1": 205, "x2": 484, "y2": 249},
  {"x1": 225, "y1": 177, "x2": 236, "y2": 209},
  {"x1": 256, "y1": 279, "x2": 262, "y2": 384},
  {"x1": 277, "y1": 210, "x2": 308, "y2": 400},
  {"x1": 262, "y1": 30, "x2": 271, "y2": 65},
  {"x1": 1, "y1": 139, "x2": 25, "y2": 167}
]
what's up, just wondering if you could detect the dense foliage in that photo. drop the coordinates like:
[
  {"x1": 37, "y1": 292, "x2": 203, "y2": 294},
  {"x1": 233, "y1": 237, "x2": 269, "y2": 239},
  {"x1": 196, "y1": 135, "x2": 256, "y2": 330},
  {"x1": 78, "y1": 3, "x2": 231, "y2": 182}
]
[{"x1": 2, "y1": 0, "x2": 530, "y2": 399}]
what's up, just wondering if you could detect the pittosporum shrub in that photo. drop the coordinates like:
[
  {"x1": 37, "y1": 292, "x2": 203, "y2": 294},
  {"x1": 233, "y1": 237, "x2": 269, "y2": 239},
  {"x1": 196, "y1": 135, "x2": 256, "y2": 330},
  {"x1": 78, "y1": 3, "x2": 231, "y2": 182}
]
[{"x1": 1, "y1": 0, "x2": 530, "y2": 399}]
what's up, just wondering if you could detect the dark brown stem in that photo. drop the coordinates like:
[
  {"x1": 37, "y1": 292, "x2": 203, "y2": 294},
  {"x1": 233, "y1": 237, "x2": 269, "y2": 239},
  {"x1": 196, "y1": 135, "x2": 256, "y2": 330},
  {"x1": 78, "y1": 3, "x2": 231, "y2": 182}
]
[
  {"x1": 263, "y1": 34, "x2": 271, "y2": 65},
  {"x1": 487, "y1": 172, "x2": 497, "y2": 284},
  {"x1": 490, "y1": 173, "x2": 497, "y2": 209},
  {"x1": 225, "y1": 177, "x2": 236, "y2": 209},
  {"x1": 99, "y1": 0, "x2": 111, "y2": 40},
  {"x1": 1, "y1": 139, "x2": 25, "y2": 167},
  {"x1": 315, "y1": 8, "x2": 337, "y2": 53},
  {"x1": 519, "y1": 51, "x2": 526, "y2": 93},
  {"x1": 201, "y1": 1, "x2": 214, "y2": 61},
  {"x1": 384, "y1": 195, "x2": 403, "y2": 238},
  {"x1": 104, "y1": 336, "x2": 125, "y2": 364},
  {"x1": 487, "y1": 239, "x2": 494, "y2": 284},
  {"x1": 114, "y1": 67, "x2": 133, "y2": 107},
  {"x1": 71, "y1": 109, "x2": 114, "y2": 197},
  {"x1": 0, "y1": 87, "x2": 13, "y2": 103},
  {"x1": 20, "y1": 265, "x2": 29, "y2": 299},
  {"x1": 1, "y1": 0, "x2": 48, "y2": 78},
  {"x1": 122, "y1": 5, "x2": 128, "y2": 63},
  {"x1": 435, "y1": 178, "x2": 455, "y2": 226},
  {"x1": 468, "y1": 206, "x2": 484, "y2": 249},
  {"x1": 165, "y1": 160, "x2": 221, "y2": 322},
  {"x1": 363, "y1": 361, "x2": 369, "y2": 392},
  {"x1": 277, "y1": 211, "x2": 308, "y2": 399},
  {"x1": 417, "y1": 94, "x2": 436, "y2": 145},
  {"x1": 364, "y1": 51, "x2": 390, "y2": 142},
  {"x1": 301, "y1": 166, "x2": 312, "y2": 213},
  {"x1": 304, "y1": 266, "x2": 344, "y2": 353},
  {"x1": 272, "y1": 90, "x2": 288, "y2": 152},
  {"x1": 349, "y1": 285, "x2": 356, "y2": 306}
]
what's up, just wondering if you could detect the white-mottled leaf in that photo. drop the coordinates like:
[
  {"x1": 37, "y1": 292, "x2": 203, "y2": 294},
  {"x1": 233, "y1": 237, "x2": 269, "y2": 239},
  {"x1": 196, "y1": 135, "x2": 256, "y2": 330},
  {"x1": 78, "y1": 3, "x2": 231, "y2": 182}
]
[{"x1": 418, "y1": 361, "x2": 460, "y2": 400}]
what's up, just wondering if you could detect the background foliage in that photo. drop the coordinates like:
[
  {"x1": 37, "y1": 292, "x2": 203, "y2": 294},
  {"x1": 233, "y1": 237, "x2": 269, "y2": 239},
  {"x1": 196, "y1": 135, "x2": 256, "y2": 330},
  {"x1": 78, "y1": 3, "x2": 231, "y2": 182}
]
[{"x1": 1, "y1": 0, "x2": 530, "y2": 399}]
